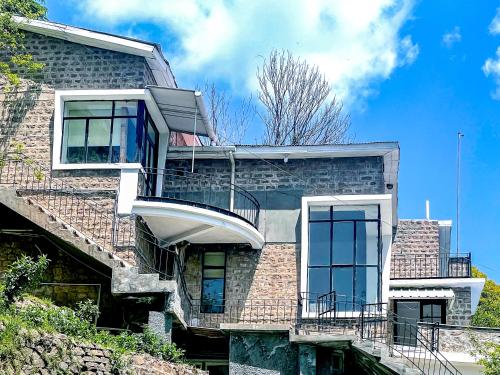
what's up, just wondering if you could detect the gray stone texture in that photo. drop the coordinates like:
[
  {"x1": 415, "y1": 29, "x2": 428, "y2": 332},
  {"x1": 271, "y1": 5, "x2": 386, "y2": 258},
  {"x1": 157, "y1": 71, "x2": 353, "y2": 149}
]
[
  {"x1": 437, "y1": 325, "x2": 500, "y2": 353},
  {"x1": 148, "y1": 310, "x2": 173, "y2": 343},
  {"x1": 229, "y1": 332, "x2": 298, "y2": 375},
  {"x1": 448, "y1": 287, "x2": 472, "y2": 325}
]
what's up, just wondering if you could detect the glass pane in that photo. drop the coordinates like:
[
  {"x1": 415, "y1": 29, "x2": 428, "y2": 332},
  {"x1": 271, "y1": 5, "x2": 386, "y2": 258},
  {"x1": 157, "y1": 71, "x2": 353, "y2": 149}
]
[
  {"x1": 332, "y1": 222, "x2": 354, "y2": 264},
  {"x1": 203, "y1": 269, "x2": 224, "y2": 278},
  {"x1": 422, "y1": 304, "x2": 432, "y2": 318},
  {"x1": 333, "y1": 205, "x2": 378, "y2": 221},
  {"x1": 307, "y1": 267, "x2": 330, "y2": 313},
  {"x1": 62, "y1": 119, "x2": 86, "y2": 163},
  {"x1": 111, "y1": 120, "x2": 121, "y2": 163},
  {"x1": 204, "y1": 252, "x2": 225, "y2": 266},
  {"x1": 124, "y1": 119, "x2": 141, "y2": 163},
  {"x1": 64, "y1": 101, "x2": 112, "y2": 117},
  {"x1": 309, "y1": 222, "x2": 330, "y2": 266},
  {"x1": 332, "y1": 267, "x2": 353, "y2": 302},
  {"x1": 147, "y1": 119, "x2": 157, "y2": 141},
  {"x1": 87, "y1": 119, "x2": 111, "y2": 163},
  {"x1": 310, "y1": 206, "x2": 330, "y2": 221},
  {"x1": 356, "y1": 221, "x2": 379, "y2": 265},
  {"x1": 202, "y1": 279, "x2": 224, "y2": 313},
  {"x1": 355, "y1": 266, "x2": 378, "y2": 305},
  {"x1": 114, "y1": 100, "x2": 138, "y2": 116}
]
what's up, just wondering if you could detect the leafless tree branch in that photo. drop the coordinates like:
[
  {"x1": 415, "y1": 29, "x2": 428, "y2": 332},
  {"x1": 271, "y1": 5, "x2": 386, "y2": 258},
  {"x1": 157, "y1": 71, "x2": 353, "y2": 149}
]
[{"x1": 257, "y1": 49, "x2": 351, "y2": 145}]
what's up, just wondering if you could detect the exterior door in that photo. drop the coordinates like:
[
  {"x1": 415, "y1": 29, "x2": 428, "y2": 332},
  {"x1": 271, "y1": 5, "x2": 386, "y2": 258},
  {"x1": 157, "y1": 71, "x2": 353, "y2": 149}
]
[{"x1": 394, "y1": 301, "x2": 419, "y2": 346}]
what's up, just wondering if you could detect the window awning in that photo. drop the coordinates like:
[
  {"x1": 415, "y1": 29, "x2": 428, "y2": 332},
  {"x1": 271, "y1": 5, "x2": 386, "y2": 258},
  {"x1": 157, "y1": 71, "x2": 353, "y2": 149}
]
[
  {"x1": 146, "y1": 86, "x2": 217, "y2": 143},
  {"x1": 389, "y1": 288, "x2": 455, "y2": 300}
]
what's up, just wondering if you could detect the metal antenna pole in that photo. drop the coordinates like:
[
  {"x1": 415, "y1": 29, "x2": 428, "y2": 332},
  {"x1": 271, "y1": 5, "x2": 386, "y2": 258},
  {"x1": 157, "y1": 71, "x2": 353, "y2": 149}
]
[{"x1": 456, "y1": 132, "x2": 464, "y2": 256}]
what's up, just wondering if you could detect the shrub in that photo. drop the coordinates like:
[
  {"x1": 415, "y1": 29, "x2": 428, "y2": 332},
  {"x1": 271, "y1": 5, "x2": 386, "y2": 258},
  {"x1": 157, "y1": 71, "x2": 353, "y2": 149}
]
[
  {"x1": 75, "y1": 299, "x2": 100, "y2": 324},
  {"x1": 2, "y1": 255, "x2": 49, "y2": 304}
]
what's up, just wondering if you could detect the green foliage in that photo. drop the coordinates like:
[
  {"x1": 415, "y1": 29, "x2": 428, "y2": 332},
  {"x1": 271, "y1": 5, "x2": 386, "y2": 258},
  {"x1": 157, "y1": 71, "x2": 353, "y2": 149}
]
[
  {"x1": 471, "y1": 267, "x2": 500, "y2": 327},
  {"x1": 0, "y1": 295, "x2": 184, "y2": 367},
  {"x1": 2, "y1": 254, "x2": 49, "y2": 304},
  {"x1": 471, "y1": 340, "x2": 500, "y2": 375},
  {"x1": 75, "y1": 299, "x2": 100, "y2": 324},
  {"x1": 0, "y1": 0, "x2": 47, "y2": 88}
]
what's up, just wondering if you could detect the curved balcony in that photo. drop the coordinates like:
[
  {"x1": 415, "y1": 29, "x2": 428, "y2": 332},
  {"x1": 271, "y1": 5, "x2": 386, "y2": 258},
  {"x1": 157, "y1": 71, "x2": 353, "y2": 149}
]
[{"x1": 130, "y1": 168, "x2": 264, "y2": 249}]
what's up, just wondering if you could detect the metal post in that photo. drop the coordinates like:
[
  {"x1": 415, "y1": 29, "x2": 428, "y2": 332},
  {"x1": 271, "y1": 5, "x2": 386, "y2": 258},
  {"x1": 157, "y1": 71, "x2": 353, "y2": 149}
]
[
  {"x1": 456, "y1": 132, "x2": 464, "y2": 256},
  {"x1": 191, "y1": 103, "x2": 198, "y2": 173}
]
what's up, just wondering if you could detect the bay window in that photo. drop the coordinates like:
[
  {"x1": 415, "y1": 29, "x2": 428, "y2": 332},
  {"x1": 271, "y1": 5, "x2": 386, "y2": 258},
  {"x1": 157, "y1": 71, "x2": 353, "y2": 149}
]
[
  {"x1": 61, "y1": 100, "x2": 158, "y2": 167},
  {"x1": 307, "y1": 205, "x2": 381, "y2": 312}
]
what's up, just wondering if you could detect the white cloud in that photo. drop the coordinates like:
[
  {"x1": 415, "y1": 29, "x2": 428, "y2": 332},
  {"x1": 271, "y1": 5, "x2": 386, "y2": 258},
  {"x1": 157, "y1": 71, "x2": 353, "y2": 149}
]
[
  {"x1": 78, "y1": 0, "x2": 418, "y2": 106},
  {"x1": 483, "y1": 47, "x2": 500, "y2": 100},
  {"x1": 489, "y1": 7, "x2": 500, "y2": 35},
  {"x1": 442, "y1": 26, "x2": 461, "y2": 48}
]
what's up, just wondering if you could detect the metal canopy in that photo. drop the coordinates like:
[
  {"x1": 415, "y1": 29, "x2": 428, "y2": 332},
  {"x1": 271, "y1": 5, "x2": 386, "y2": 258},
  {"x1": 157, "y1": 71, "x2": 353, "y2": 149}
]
[
  {"x1": 147, "y1": 86, "x2": 217, "y2": 142},
  {"x1": 389, "y1": 288, "x2": 455, "y2": 300}
]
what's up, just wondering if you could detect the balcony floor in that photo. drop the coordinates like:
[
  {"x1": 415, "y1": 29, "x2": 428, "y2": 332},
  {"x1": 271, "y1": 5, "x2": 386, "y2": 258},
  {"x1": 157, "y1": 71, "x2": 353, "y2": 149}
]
[{"x1": 131, "y1": 200, "x2": 265, "y2": 249}]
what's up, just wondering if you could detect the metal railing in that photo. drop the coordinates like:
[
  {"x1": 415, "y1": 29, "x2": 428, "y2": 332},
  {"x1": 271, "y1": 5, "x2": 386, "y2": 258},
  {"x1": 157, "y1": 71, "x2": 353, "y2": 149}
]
[
  {"x1": 0, "y1": 158, "x2": 116, "y2": 251},
  {"x1": 361, "y1": 303, "x2": 463, "y2": 375},
  {"x1": 391, "y1": 253, "x2": 472, "y2": 279},
  {"x1": 137, "y1": 168, "x2": 260, "y2": 228}
]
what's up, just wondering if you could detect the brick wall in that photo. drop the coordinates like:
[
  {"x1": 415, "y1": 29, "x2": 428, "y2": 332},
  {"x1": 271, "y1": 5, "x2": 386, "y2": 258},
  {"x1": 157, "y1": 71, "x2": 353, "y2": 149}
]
[{"x1": 448, "y1": 287, "x2": 472, "y2": 325}]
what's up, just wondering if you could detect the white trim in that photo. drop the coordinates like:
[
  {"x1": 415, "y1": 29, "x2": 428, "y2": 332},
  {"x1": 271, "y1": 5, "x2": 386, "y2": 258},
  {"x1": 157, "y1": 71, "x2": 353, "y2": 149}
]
[
  {"x1": 166, "y1": 143, "x2": 399, "y2": 160},
  {"x1": 388, "y1": 288, "x2": 455, "y2": 300},
  {"x1": 131, "y1": 200, "x2": 265, "y2": 249},
  {"x1": 52, "y1": 89, "x2": 169, "y2": 171},
  {"x1": 15, "y1": 17, "x2": 176, "y2": 88},
  {"x1": 390, "y1": 278, "x2": 486, "y2": 314},
  {"x1": 300, "y1": 194, "x2": 393, "y2": 317}
]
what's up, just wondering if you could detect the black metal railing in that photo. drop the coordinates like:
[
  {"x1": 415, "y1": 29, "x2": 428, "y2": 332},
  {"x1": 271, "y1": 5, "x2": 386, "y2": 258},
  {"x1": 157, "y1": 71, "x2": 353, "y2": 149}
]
[
  {"x1": 391, "y1": 253, "x2": 472, "y2": 279},
  {"x1": 137, "y1": 168, "x2": 260, "y2": 228},
  {"x1": 361, "y1": 303, "x2": 463, "y2": 375},
  {"x1": 0, "y1": 158, "x2": 116, "y2": 252},
  {"x1": 187, "y1": 298, "x2": 298, "y2": 329}
]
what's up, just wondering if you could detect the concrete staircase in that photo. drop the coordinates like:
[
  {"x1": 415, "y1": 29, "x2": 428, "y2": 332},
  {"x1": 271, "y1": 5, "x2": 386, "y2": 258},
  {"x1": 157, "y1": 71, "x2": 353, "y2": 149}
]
[{"x1": 0, "y1": 186, "x2": 128, "y2": 271}]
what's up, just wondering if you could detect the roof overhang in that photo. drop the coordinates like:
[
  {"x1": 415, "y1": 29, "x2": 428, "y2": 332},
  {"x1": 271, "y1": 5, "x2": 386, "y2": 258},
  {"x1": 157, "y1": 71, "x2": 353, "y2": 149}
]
[
  {"x1": 389, "y1": 288, "x2": 455, "y2": 300},
  {"x1": 14, "y1": 17, "x2": 176, "y2": 87},
  {"x1": 147, "y1": 86, "x2": 217, "y2": 142}
]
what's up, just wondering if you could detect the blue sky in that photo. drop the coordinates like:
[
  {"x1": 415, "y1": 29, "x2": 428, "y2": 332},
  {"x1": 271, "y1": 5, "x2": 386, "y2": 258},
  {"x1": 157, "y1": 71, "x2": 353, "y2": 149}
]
[{"x1": 45, "y1": 0, "x2": 500, "y2": 281}]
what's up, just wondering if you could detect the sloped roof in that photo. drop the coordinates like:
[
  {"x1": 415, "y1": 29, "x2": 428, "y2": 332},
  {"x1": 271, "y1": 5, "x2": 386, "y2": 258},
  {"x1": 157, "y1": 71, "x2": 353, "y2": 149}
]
[{"x1": 393, "y1": 219, "x2": 440, "y2": 254}]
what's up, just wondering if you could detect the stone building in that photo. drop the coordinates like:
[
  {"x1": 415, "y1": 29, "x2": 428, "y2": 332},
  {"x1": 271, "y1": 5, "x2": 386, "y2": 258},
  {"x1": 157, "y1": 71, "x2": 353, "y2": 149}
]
[{"x1": 0, "y1": 18, "x2": 493, "y2": 375}]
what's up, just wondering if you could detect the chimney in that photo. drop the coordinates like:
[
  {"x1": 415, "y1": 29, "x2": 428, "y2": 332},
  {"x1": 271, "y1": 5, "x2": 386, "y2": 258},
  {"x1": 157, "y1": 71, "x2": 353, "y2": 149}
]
[{"x1": 425, "y1": 200, "x2": 430, "y2": 220}]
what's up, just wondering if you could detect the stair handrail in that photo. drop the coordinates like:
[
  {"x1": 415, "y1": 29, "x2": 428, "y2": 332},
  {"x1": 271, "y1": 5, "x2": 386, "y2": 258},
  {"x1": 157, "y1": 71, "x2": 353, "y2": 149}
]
[{"x1": 361, "y1": 303, "x2": 463, "y2": 375}]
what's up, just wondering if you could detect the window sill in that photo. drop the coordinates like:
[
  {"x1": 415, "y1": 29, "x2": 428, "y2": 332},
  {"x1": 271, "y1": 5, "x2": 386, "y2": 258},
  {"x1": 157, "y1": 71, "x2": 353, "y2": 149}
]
[{"x1": 52, "y1": 162, "x2": 143, "y2": 171}]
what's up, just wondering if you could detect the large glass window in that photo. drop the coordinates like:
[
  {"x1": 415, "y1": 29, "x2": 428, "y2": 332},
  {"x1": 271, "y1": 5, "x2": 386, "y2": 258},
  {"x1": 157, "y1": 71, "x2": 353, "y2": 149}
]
[
  {"x1": 307, "y1": 205, "x2": 381, "y2": 312},
  {"x1": 201, "y1": 252, "x2": 226, "y2": 313},
  {"x1": 61, "y1": 100, "x2": 158, "y2": 166}
]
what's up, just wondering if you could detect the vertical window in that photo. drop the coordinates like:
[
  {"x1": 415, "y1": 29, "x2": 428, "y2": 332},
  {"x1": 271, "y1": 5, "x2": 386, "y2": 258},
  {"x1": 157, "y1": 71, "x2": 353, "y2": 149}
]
[
  {"x1": 307, "y1": 205, "x2": 380, "y2": 312},
  {"x1": 201, "y1": 252, "x2": 226, "y2": 313}
]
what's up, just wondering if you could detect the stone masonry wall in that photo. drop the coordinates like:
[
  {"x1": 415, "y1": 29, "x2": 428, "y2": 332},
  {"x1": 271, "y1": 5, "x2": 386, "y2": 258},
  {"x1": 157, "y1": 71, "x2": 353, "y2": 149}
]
[
  {"x1": 391, "y1": 220, "x2": 441, "y2": 279},
  {"x1": 184, "y1": 244, "x2": 299, "y2": 325},
  {"x1": 0, "y1": 31, "x2": 157, "y2": 258},
  {"x1": 166, "y1": 156, "x2": 385, "y2": 198},
  {"x1": 447, "y1": 287, "x2": 472, "y2": 326},
  {"x1": 0, "y1": 327, "x2": 206, "y2": 375},
  {"x1": 0, "y1": 233, "x2": 121, "y2": 327},
  {"x1": 437, "y1": 326, "x2": 500, "y2": 354}
]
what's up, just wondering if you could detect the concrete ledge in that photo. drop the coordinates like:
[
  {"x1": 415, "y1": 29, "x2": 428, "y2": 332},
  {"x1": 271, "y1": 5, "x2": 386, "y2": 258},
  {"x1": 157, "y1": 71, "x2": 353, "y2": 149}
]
[
  {"x1": 219, "y1": 323, "x2": 291, "y2": 332},
  {"x1": 290, "y1": 333, "x2": 356, "y2": 344}
]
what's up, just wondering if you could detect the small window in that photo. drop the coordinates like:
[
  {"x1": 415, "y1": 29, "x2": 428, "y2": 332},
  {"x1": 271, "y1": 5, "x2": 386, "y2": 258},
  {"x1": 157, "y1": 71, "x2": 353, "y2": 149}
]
[{"x1": 201, "y1": 251, "x2": 226, "y2": 313}]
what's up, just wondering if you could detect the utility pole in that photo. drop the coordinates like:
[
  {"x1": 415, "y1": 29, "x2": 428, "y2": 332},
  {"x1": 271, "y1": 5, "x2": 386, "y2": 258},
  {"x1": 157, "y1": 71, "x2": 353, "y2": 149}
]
[{"x1": 456, "y1": 132, "x2": 464, "y2": 256}]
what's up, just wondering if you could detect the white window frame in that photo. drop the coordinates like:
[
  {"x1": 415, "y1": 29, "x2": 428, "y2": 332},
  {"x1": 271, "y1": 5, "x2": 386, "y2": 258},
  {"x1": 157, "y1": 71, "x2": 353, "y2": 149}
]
[
  {"x1": 53, "y1": 89, "x2": 169, "y2": 170},
  {"x1": 300, "y1": 194, "x2": 393, "y2": 318}
]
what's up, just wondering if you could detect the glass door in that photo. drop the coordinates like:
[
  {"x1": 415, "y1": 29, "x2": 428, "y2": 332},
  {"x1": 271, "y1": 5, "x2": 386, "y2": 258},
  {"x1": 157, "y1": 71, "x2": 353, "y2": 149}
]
[{"x1": 394, "y1": 301, "x2": 419, "y2": 346}]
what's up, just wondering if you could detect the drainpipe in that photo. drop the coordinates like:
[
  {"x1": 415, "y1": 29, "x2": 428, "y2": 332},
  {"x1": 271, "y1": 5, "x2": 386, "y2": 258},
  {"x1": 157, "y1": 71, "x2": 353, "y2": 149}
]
[{"x1": 229, "y1": 151, "x2": 235, "y2": 212}]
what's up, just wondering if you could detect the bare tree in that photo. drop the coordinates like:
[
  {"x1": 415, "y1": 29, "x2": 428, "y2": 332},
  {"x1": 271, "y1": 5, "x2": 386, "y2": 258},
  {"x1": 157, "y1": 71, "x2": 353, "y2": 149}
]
[
  {"x1": 257, "y1": 49, "x2": 351, "y2": 145},
  {"x1": 204, "y1": 83, "x2": 254, "y2": 145}
]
